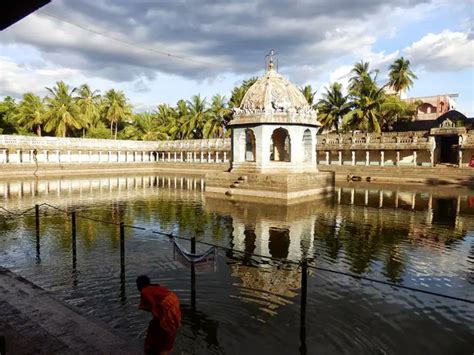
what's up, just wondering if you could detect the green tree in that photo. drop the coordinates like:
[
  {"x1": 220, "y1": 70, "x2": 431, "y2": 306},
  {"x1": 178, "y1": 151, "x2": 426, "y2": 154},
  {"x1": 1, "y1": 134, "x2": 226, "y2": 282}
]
[
  {"x1": 13, "y1": 93, "x2": 45, "y2": 136},
  {"x1": 168, "y1": 100, "x2": 189, "y2": 140},
  {"x1": 44, "y1": 81, "x2": 82, "y2": 137},
  {"x1": 316, "y1": 83, "x2": 351, "y2": 133},
  {"x1": 380, "y1": 95, "x2": 420, "y2": 131},
  {"x1": 122, "y1": 112, "x2": 168, "y2": 141},
  {"x1": 388, "y1": 57, "x2": 417, "y2": 96},
  {"x1": 347, "y1": 76, "x2": 385, "y2": 133},
  {"x1": 300, "y1": 85, "x2": 317, "y2": 107},
  {"x1": 183, "y1": 95, "x2": 208, "y2": 139},
  {"x1": 102, "y1": 89, "x2": 132, "y2": 139},
  {"x1": 349, "y1": 60, "x2": 378, "y2": 94},
  {"x1": 203, "y1": 94, "x2": 231, "y2": 138},
  {"x1": 228, "y1": 77, "x2": 258, "y2": 108},
  {"x1": 77, "y1": 84, "x2": 101, "y2": 137},
  {"x1": 0, "y1": 96, "x2": 18, "y2": 134}
]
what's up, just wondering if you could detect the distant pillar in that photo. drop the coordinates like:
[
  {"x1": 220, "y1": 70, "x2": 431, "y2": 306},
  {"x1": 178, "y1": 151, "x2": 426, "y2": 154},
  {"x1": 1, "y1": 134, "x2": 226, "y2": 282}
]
[
  {"x1": 1, "y1": 149, "x2": 6, "y2": 164},
  {"x1": 117, "y1": 151, "x2": 121, "y2": 162},
  {"x1": 396, "y1": 151, "x2": 400, "y2": 166},
  {"x1": 200, "y1": 152, "x2": 204, "y2": 163},
  {"x1": 224, "y1": 151, "x2": 227, "y2": 162},
  {"x1": 216, "y1": 151, "x2": 219, "y2": 163},
  {"x1": 174, "y1": 152, "x2": 177, "y2": 162},
  {"x1": 458, "y1": 149, "x2": 463, "y2": 168},
  {"x1": 338, "y1": 151, "x2": 342, "y2": 165},
  {"x1": 365, "y1": 151, "x2": 370, "y2": 166},
  {"x1": 168, "y1": 152, "x2": 171, "y2": 162},
  {"x1": 194, "y1": 152, "x2": 197, "y2": 162},
  {"x1": 325, "y1": 151, "x2": 329, "y2": 165},
  {"x1": 44, "y1": 150, "x2": 48, "y2": 163},
  {"x1": 430, "y1": 150, "x2": 434, "y2": 167},
  {"x1": 351, "y1": 151, "x2": 355, "y2": 166},
  {"x1": 380, "y1": 151, "x2": 384, "y2": 167},
  {"x1": 56, "y1": 150, "x2": 60, "y2": 163},
  {"x1": 208, "y1": 152, "x2": 211, "y2": 162},
  {"x1": 108, "y1": 151, "x2": 111, "y2": 162},
  {"x1": 88, "y1": 150, "x2": 92, "y2": 163},
  {"x1": 413, "y1": 150, "x2": 417, "y2": 167}
]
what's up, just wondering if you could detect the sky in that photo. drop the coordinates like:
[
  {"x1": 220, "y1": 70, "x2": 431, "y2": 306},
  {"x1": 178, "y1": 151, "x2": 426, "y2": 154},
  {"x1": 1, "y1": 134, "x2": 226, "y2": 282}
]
[{"x1": 1, "y1": 0, "x2": 473, "y2": 115}]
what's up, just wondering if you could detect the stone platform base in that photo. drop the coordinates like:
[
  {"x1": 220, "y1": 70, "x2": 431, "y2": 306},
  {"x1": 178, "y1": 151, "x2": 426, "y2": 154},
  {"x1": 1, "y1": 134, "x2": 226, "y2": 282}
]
[{"x1": 205, "y1": 171, "x2": 335, "y2": 205}]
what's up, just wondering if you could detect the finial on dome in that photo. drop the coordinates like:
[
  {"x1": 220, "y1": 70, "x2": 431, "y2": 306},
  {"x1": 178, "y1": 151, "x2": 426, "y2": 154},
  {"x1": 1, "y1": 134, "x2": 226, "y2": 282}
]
[{"x1": 265, "y1": 49, "x2": 278, "y2": 72}]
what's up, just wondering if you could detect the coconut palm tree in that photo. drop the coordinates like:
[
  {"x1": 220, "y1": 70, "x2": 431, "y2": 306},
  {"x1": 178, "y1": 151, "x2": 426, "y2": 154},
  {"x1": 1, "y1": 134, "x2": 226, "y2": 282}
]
[
  {"x1": 122, "y1": 112, "x2": 168, "y2": 141},
  {"x1": 316, "y1": 83, "x2": 351, "y2": 133},
  {"x1": 388, "y1": 57, "x2": 417, "y2": 96},
  {"x1": 44, "y1": 81, "x2": 82, "y2": 137},
  {"x1": 347, "y1": 76, "x2": 386, "y2": 133},
  {"x1": 0, "y1": 96, "x2": 18, "y2": 134},
  {"x1": 349, "y1": 60, "x2": 378, "y2": 94},
  {"x1": 77, "y1": 84, "x2": 101, "y2": 137},
  {"x1": 168, "y1": 99, "x2": 189, "y2": 140},
  {"x1": 228, "y1": 77, "x2": 258, "y2": 108},
  {"x1": 102, "y1": 89, "x2": 132, "y2": 139},
  {"x1": 183, "y1": 95, "x2": 208, "y2": 139},
  {"x1": 14, "y1": 93, "x2": 45, "y2": 136},
  {"x1": 155, "y1": 103, "x2": 178, "y2": 140},
  {"x1": 203, "y1": 94, "x2": 231, "y2": 138},
  {"x1": 300, "y1": 85, "x2": 317, "y2": 107}
]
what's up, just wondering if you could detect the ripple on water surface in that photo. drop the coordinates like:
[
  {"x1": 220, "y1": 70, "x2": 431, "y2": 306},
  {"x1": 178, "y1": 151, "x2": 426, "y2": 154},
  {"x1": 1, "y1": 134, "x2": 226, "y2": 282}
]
[{"x1": 1, "y1": 175, "x2": 473, "y2": 354}]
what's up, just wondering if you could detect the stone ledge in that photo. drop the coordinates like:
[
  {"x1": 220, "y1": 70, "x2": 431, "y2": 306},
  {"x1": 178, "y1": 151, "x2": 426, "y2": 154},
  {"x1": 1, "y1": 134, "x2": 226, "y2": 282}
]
[{"x1": 0, "y1": 267, "x2": 140, "y2": 354}]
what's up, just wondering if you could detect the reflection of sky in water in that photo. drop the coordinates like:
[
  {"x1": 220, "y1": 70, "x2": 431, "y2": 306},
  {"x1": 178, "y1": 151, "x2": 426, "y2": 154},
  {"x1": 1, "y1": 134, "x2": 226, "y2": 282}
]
[{"x1": 0, "y1": 175, "x2": 473, "y2": 354}]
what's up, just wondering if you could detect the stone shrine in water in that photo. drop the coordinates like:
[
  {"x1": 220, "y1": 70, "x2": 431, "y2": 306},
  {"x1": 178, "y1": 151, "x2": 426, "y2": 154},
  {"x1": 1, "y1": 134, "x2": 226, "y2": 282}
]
[{"x1": 205, "y1": 51, "x2": 334, "y2": 204}]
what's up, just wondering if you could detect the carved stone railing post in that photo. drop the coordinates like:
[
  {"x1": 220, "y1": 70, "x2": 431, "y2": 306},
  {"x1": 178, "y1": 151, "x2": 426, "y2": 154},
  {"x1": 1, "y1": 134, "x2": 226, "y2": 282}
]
[
  {"x1": 365, "y1": 151, "x2": 370, "y2": 166},
  {"x1": 380, "y1": 151, "x2": 384, "y2": 167}
]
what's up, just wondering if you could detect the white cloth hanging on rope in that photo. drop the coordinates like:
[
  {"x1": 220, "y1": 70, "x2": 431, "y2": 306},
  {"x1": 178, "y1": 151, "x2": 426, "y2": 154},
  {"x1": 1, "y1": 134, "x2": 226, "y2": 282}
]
[{"x1": 172, "y1": 238, "x2": 217, "y2": 272}]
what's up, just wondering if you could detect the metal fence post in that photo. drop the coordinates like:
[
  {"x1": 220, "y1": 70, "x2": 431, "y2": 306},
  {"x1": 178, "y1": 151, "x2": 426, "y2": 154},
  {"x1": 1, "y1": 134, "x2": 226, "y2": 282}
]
[
  {"x1": 71, "y1": 210, "x2": 77, "y2": 266},
  {"x1": 300, "y1": 259, "x2": 308, "y2": 355},
  {"x1": 35, "y1": 204, "x2": 40, "y2": 261}
]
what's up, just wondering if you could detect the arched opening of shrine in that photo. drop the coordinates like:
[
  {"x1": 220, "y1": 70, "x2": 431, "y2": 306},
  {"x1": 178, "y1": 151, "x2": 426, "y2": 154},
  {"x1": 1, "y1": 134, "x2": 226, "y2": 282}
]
[{"x1": 270, "y1": 128, "x2": 291, "y2": 162}]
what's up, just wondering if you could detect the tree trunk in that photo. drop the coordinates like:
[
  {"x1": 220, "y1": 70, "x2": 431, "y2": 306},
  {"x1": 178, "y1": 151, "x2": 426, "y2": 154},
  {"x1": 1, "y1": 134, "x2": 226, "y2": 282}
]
[
  {"x1": 115, "y1": 122, "x2": 118, "y2": 140},
  {"x1": 36, "y1": 125, "x2": 42, "y2": 136}
]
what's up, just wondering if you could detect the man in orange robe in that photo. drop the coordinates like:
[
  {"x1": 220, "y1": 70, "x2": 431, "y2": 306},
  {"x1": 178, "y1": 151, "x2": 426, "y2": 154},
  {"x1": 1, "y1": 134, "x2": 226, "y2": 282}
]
[{"x1": 136, "y1": 275, "x2": 182, "y2": 355}]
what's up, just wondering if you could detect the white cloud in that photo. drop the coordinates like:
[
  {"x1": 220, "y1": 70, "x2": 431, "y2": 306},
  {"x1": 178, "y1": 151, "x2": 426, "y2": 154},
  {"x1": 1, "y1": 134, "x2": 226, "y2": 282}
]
[{"x1": 404, "y1": 30, "x2": 474, "y2": 71}]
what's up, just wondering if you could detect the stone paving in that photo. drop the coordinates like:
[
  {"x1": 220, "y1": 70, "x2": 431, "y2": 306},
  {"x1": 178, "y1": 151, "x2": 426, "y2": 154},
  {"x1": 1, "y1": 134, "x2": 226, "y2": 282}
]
[{"x1": 0, "y1": 267, "x2": 140, "y2": 354}]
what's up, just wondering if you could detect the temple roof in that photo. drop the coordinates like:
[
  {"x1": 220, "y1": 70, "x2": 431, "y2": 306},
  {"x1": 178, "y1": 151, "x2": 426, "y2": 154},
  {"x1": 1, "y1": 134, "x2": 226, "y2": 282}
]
[{"x1": 229, "y1": 57, "x2": 318, "y2": 127}]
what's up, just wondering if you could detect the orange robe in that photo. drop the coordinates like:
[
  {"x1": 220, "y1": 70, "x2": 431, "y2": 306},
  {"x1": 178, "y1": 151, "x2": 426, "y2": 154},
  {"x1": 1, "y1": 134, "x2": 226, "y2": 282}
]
[{"x1": 139, "y1": 285, "x2": 181, "y2": 353}]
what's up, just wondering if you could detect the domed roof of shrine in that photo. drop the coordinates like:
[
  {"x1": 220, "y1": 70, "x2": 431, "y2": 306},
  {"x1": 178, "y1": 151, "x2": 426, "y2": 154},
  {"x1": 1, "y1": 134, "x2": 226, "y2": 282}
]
[{"x1": 230, "y1": 55, "x2": 318, "y2": 127}]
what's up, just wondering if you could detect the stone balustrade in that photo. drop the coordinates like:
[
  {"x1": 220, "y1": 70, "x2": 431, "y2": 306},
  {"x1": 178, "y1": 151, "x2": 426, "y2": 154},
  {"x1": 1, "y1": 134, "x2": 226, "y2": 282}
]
[
  {"x1": 316, "y1": 131, "x2": 433, "y2": 150},
  {"x1": 0, "y1": 135, "x2": 232, "y2": 165},
  {"x1": 316, "y1": 130, "x2": 474, "y2": 168}
]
